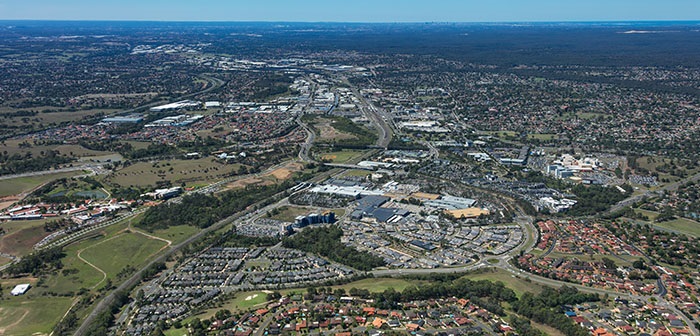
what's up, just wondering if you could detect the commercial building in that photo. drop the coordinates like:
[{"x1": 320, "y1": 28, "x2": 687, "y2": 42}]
[
  {"x1": 446, "y1": 208, "x2": 490, "y2": 219},
  {"x1": 424, "y1": 195, "x2": 477, "y2": 210},
  {"x1": 141, "y1": 187, "x2": 183, "y2": 200},
  {"x1": 294, "y1": 212, "x2": 336, "y2": 228}
]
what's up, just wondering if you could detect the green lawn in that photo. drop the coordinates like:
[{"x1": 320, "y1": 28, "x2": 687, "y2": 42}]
[
  {"x1": 269, "y1": 206, "x2": 314, "y2": 222},
  {"x1": 575, "y1": 112, "x2": 605, "y2": 120},
  {"x1": 633, "y1": 209, "x2": 659, "y2": 221},
  {"x1": 43, "y1": 236, "x2": 107, "y2": 293},
  {"x1": 151, "y1": 225, "x2": 199, "y2": 245},
  {"x1": 0, "y1": 171, "x2": 85, "y2": 197},
  {"x1": 80, "y1": 232, "x2": 167, "y2": 280},
  {"x1": 332, "y1": 278, "x2": 424, "y2": 293},
  {"x1": 164, "y1": 328, "x2": 188, "y2": 336},
  {"x1": 484, "y1": 130, "x2": 517, "y2": 138},
  {"x1": 527, "y1": 133, "x2": 557, "y2": 141},
  {"x1": 546, "y1": 252, "x2": 633, "y2": 267},
  {"x1": 0, "y1": 220, "x2": 167, "y2": 335},
  {"x1": 196, "y1": 291, "x2": 271, "y2": 318},
  {"x1": 462, "y1": 268, "x2": 544, "y2": 298},
  {"x1": 653, "y1": 218, "x2": 700, "y2": 238},
  {"x1": 0, "y1": 296, "x2": 73, "y2": 336},
  {"x1": 630, "y1": 209, "x2": 700, "y2": 238}
]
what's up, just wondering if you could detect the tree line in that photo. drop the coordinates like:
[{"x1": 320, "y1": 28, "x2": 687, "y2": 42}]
[
  {"x1": 0, "y1": 150, "x2": 73, "y2": 175},
  {"x1": 512, "y1": 286, "x2": 599, "y2": 336},
  {"x1": 138, "y1": 182, "x2": 293, "y2": 231},
  {"x1": 282, "y1": 226, "x2": 386, "y2": 271}
]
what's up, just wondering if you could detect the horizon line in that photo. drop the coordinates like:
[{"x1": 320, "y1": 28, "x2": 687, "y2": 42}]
[{"x1": 1, "y1": 19, "x2": 699, "y2": 24}]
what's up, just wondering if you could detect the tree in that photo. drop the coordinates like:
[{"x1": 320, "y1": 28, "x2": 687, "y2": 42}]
[{"x1": 601, "y1": 257, "x2": 616, "y2": 269}]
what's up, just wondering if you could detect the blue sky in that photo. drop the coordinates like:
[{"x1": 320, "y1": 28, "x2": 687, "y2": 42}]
[{"x1": 0, "y1": 0, "x2": 699, "y2": 22}]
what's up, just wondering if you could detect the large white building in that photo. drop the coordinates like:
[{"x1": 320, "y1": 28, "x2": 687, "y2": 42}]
[{"x1": 11, "y1": 283, "x2": 30, "y2": 296}]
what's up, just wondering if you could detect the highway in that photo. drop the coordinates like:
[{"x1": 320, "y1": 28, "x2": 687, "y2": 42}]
[
  {"x1": 0, "y1": 164, "x2": 101, "y2": 181},
  {"x1": 296, "y1": 119, "x2": 315, "y2": 162},
  {"x1": 341, "y1": 76, "x2": 393, "y2": 148}
]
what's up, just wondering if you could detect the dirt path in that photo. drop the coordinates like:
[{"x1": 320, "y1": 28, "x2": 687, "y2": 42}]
[
  {"x1": 76, "y1": 248, "x2": 108, "y2": 290},
  {"x1": 0, "y1": 308, "x2": 29, "y2": 335},
  {"x1": 75, "y1": 231, "x2": 130, "y2": 289},
  {"x1": 128, "y1": 225, "x2": 172, "y2": 255},
  {"x1": 48, "y1": 297, "x2": 81, "y2": 336}
]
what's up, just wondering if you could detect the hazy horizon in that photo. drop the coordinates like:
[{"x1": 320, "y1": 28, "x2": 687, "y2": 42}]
[{"x1": 1, "y1": 0, "x2": 698, "y2": 22}]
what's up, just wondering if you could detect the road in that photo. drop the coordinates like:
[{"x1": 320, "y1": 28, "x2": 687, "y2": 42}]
[
  {"x1": 608, "y1": 170, "x2": 700, "y2": 214},
  {"x1": 0, "y1": 164, "x2": 100, "y2": 181},
  {"x1": 101, "y1": 74, "x2": 225, "y2": 118},
  {"x1": 77, "y1": 160, "x2": 348, "y2": 335},
  {"x1": 296, "y1": 119, "x2": 315, "y2": 162},
  {"x1": 74, "y1": 182, "x2": 294, "y2": 335},
  {"x1": 342, "y1": 77, "x2": 393, "y2": 148}
]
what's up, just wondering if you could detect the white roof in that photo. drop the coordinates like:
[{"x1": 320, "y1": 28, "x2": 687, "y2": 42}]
[{"x1": 11, "y1": 284, "x2": 30, "y2": 296}]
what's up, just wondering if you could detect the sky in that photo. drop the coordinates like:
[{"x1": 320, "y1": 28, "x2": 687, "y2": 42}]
[{"x1": 0, "y1": 0, "x2": 699, "y2": 22}]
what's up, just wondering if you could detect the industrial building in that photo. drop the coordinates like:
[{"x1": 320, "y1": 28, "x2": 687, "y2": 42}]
[
  {"x1": 145, "y1": 114, "x2": 204, "y2": 127},
  {"x1": 149, "y1": 100, "x2": 202, "y2": 112},
  {"x1": 309, "y1": 184, "x2": 384, "y2": 198},
  {"x1": 11, "y1": 283, "x2": 30, "y2": 296},
  {"x1": 101, "y1": 114, "x2": 144, "y2": 124}
]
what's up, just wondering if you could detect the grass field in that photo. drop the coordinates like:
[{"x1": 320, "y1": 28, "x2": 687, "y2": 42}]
[
  {"x1": 269, "y1": 206, "x2": 314, "y2": 222},
  {"x1": 196, "y1": 291, "x2": 271, "y2": 318},
  {"x1": 527, "y1": 133, "x2": 557, "y2": 141},
  {"x1": 0, "y1": 218, "x2": 169, "y2": 335},
  {"x1": 150, "y1": 225, "x2": 199, "y2": 245},
  {"x1": 164, "y1": 328, "x2": 188, "y2": 336},
  {"x1": 631, "y1": 209, "x2": 700, "y2": 237},
  {"x1": 546, "y1": 252, "x2": 633, "y2": 267},
  {"x1": 0, "y1": 140, "x2": 112, "y2": 158},
  {"x1": 635, "y1": 156, "x2": 699, "y2": 184},
  {"x1": 0, "y1": 170, "x2": 85, "y2": 197},
  {"x1": 484, "y1": 130, "x2": 517, "y2": 138},
  {"x1": 575, "y1": 112, "x2": 606, "y2": 120},
  {"x1": 343, "y1": 169, "x2": 371, "y2": 178},
  {"x1": 0, "y1": 219, "x2": 52, "y2": 256},
  {"x1": 318, "y1": 150, "x2": 365, "y2": 164},
  {"x1": 44, "y1": 236, "x2": 107, "y2": 293},
  {"x1": 653, "y1": 218, "x2": 700, "y2": 238},
  {"x1": 633, "y1": 209, "x2": 659, "y2": 221},
  {"x1": 462, "y1": 268, "x2": 544, "y2": 298},
  {"x1": 80, "y1": 232, "x2": 168, "y2": 280},
  {"x1": 103, "y1": 158, "x2": 241, "y2": 188},
  {"x1": 0, "y1": 296, "x2": 73, "y2": 336},
  {"x1": 531, "y1": 320, "x2": 566, "y2": 336},
  {"x1": 331, "y1": 278, "x2": 425, "y2": 293}
]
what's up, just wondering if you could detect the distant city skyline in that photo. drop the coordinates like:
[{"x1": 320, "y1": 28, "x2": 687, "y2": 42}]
[{"x1": 1, "y1": 0, "x2": 699, "y2": 22}]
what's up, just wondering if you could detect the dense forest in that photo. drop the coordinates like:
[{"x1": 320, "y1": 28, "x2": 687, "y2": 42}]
[
  {"x1": 512, "y1": 286, "x2": 599, "y2": 336},
  {"x1": 0, "y1": 150, "x2": 73, "y2": 175},
  {"x1": 2, "y1": 248, "x2": 64, "y2": 276},
  {"x1": 138, "y1": 182, "x2": 292, "y2": 231},
  {"x1": 566, "y1": 184, "x2": 632, "y2": 216},
  {"x1": 282, "y1": 226, "x2": 386, "y2": 271}
]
